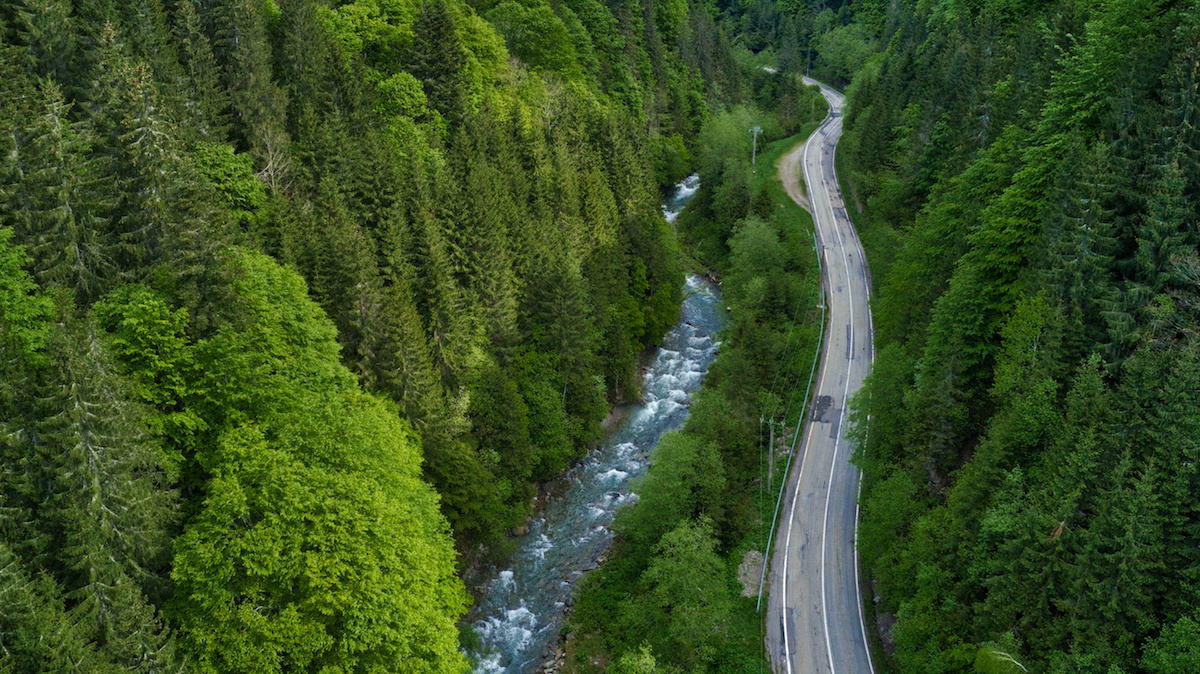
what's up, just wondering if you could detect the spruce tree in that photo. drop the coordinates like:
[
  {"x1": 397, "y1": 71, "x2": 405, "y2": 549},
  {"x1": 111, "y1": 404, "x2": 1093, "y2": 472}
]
[
  {"x1": 37, "y1": 317, "x2": 177, "y2": 591},
  {"x1": 7, "y1": 312, "x2": 184, "y2": 671},
  {"x1": 14, "y1": 0, "x2": 76, "y2": 83},
  {"x1": 1040, "y1": 141, "x2": 1117, "y2": 365},
  {"x1": 172, "y1": 0, "x2": 229, "y2": 140},
  {"x1": 8, "y1": 80, "x2": 115, "y2": 305},
  {"x1": 0, "y1": 227, "x2": 53, "y2": 567},
  {"x1": 202, "y1": 0, "x2": 290, "y2": 190},
  {"x1": 407, "y1": 0, "x2": 468, "y2": 125},
  {"x1": 0, "y1": 543, "x2": 107, "y2": 673}
]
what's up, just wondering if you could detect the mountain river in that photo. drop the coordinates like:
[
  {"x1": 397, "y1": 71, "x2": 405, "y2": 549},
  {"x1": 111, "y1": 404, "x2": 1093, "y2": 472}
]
[{"x1": 466, "y1": 174, "x2": 718, "y2": 673}]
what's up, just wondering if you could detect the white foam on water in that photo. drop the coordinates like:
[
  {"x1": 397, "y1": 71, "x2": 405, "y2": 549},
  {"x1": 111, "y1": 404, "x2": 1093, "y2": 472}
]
[
  {"x1": 493, "y1": 569, "x2": 516, "y2": 593},
  {"x1": 656, "y1": 400, "x2": 682, "y2": 416},
  {"x1": 530, "y1": 534, "x2": 553, "y2": 560},
  {"x1": 475, "y1": 652, "x2": 505, "y2": 674},
  {"x1": 597, "y1": 468, "x2": 628, "y2": 483},
  {"x1": 475, "y1": 606, "x2": 538, "y2": 668},
  {"x1": 654, "y1": 348, "x2": 681, "y2": 365},
  {"x1": 662, "y1": 175, "x2": 700, "y2": 224}
]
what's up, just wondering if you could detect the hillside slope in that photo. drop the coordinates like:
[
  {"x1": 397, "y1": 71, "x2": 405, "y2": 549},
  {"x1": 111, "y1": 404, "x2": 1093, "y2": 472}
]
[{"x1": 837, "y1": 0, "x2": 1200, "y2": 671}]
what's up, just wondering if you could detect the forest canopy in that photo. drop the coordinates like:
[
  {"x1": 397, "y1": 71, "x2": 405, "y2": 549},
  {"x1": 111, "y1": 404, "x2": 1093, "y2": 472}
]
[
  {"x1": 0, "y1": 0, "x2": 752, "y2": 668},
  {"x1": 824, "y1": 0, "x2": 1200, "y2": 670}
]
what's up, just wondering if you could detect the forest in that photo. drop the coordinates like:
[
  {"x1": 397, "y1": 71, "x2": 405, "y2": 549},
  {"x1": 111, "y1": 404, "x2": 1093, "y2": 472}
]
[
  {"x1": 0, "y1": 0, "x2": 753, "y2": 669},
  {"x1": 0, "y1": 0, "x2": 844, "y2": 668},
  {"x1": 567, "y1": 98, "x2": 827, "y2": 672},
  {"x1": 11, "y1": 0, "x2": 1195, "y2": 670},
  {"x1": 834, "y1": 0, "x2": 1200, "y2": 671}
]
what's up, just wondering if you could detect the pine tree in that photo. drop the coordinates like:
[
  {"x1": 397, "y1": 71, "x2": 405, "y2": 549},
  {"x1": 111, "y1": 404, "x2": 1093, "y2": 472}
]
[
  {"x1": 172, "y1": 0, "x2": 229, "y2": 140},
  {"x1": 24, "y1": 316, "x2": 182, "y2": 670},
  {"x1": 1073, "y1": 453, "x2": 1166, "y2": 662},
  {"x1": 407, "y1": 0, "x2": 468, "y2": 125},
  {"x1": 115, "y1": 0, "x2": 187, "y2": 122},
  {"x1": 0, "y1": 543, "x2": 106, "y2": 673},
  {"x1": 8, "y1": 80, "x2": 115, "y2": 306},
  {"x1": 202, "y1": 0, "x2": 291, "y2": 191},
  {"x1": 14, "y1": 0, "x2": 76, "y2": 82},
  {"x1": 1134, "y1": 157, "x2": 1190, "y2": 293},
  {"x1": 1039, "y1": 141, "x2": 1117, "y2": 366},
  {"x1": 413, "y1": 206, "x2": 478, "y2": 386},
  {"x1": 0, "y1": 227, "x2": 53, "y2": 567},
  {"x1": 449, "y1": 126, "x2": 521, "y2": 347},
  {"x1": 87, "y1": 23, "x2": 227, "y2": 320},
  {"x1": 529, "y1": 251, "x2": 604, "y2": 433},
  {"x1": 1117, "y1": 342, "x2": 1200, "y2": 618},
  {"x1": 37, "y1": 318, "x2": 177, "y2": 590}
]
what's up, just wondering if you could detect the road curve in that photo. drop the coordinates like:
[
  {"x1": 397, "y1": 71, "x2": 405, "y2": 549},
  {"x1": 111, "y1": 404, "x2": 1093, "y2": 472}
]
[{"x1": 764, "y1": 79, "x2": 875, "y2": 674}]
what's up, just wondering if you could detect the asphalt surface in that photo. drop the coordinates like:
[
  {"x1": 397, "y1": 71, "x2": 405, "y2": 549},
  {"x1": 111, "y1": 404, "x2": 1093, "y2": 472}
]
[{"x1": 764, "y1": 78, "x2": 875, "y2": 674}]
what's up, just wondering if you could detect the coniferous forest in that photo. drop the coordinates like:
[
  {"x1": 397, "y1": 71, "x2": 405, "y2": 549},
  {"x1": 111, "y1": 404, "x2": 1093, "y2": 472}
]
[
  {"x1": 4, "y1": 0, "x2": 1199, "y2": 670},
  {"x1": 0, "y1": 0, "x2": 830, "y2": 670},
  {"x1": 836, "y1": 0, "x2": 1200, "y2": 671}
]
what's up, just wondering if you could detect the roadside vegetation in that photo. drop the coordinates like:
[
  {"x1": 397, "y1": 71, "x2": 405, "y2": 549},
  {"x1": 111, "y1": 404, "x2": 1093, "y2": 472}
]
[{"x1": 567, "y1": 84, "x2": 828, "y2": 672}]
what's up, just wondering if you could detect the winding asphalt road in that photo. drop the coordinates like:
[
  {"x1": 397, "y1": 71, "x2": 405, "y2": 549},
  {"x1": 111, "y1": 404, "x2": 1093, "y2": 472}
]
[{"x1": 764, "y1": 79, "x2": 875, "y2": 674}]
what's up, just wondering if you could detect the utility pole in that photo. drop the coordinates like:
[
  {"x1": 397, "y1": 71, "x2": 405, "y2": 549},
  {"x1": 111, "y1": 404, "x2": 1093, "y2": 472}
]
[
  {"x1": 767, "y1": 417, "x2": 775, "y2": 489},
  {"x1": 751, "y1": 126, "x2": 763, "y2": 173}
]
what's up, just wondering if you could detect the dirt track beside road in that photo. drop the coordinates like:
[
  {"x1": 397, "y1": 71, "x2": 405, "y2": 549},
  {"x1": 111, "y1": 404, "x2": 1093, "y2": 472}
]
[{"x1": 776, "y1": 141, "x2": 811, "y2": 214}]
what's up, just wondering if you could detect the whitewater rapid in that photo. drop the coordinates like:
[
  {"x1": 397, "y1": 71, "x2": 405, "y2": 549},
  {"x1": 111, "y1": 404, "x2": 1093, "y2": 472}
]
[{"x1": 467, "y1": 175, "x2": 719, "y2": 673}]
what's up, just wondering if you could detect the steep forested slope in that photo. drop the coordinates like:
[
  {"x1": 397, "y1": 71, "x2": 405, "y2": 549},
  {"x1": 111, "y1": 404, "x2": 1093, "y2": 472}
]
[
  {"x1": 0, "y1": 0, "x2": 748, "y2": 670},
  {"x1": 834, "y1": 0, "x2": 1200, "y2": 671}
]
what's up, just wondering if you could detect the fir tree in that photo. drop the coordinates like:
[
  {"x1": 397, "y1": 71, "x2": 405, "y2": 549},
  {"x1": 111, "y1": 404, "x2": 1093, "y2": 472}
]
[
  {"x1": 407, "y1": 0, "x2": 468, "y2": 125},
  {"x1": 8, "y1": 80, "x2": 115, "y2": 305},
  {"x1": 202, "y1": 0, "x2": 291, "y2": 191},
  {"x1": 172, "y1": 0, "x2": 229, "y2": 140},
  {"x1": 3, "y1": 310, "x2": 184, "y2": 671},
  {"x1": 14, "y1": 0, "x2": 76, "y2": 83}
]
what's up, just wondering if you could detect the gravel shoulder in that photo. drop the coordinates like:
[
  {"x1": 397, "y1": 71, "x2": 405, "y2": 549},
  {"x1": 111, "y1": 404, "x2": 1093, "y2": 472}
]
[{"x1": 776, "y1": 141, "x2": 811, "y2": 214}]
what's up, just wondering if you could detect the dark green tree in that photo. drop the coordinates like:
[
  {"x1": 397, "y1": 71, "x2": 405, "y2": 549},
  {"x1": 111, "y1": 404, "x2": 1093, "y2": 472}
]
[
  {"x1": 7, "y1": 80, "x2": 114, "y2": 305},
  {"x1": 407, "y1": 0, "x2": 468, "y2": 125},
  {"x1": 14, "y1": 0, "x2": 76, "y2": 82},
  {"x1": 172, "y1": 0, "x2": 229, "y2": 140}
]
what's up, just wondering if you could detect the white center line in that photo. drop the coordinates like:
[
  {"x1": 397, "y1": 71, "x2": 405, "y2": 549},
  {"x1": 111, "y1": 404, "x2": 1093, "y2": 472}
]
[{"x1": 820, "y1": 112, "x2": 854, "y2": 674}]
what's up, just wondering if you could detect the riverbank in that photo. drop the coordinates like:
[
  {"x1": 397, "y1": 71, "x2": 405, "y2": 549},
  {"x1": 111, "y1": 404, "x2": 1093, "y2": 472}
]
[
  {"x1": 463, "y1": 275, "x2": 725, "y2": 673},
  {"x1": 459, "y1": 170, "x2": 724, "y2": 673},
  {"x1": 564, "y1": 96, "x2": 829, "y2": 672}
]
